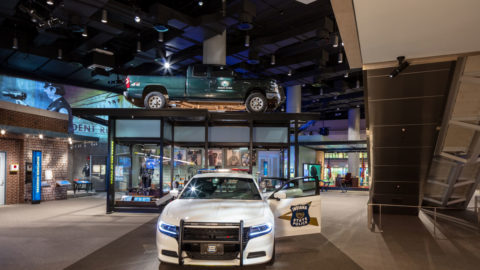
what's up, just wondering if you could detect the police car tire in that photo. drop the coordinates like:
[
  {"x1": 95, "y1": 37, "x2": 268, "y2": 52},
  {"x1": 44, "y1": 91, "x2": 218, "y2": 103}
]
[
  {"x1": 144, "y1": 91, "x2": 167, "y2": 109},
  {"x1": 245, "y1": 92, "x2": 267, "y2": 113}
]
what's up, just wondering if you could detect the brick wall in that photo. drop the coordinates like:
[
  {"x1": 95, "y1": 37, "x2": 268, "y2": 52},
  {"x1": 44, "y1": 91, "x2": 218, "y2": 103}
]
[
  {"x1": 23, "y1": 137, "x2": 69, "y2": 202},
  {"x1": 0, "y1": 137, "x2": 22, "y2": 204},
  {"x1": 0, "y1": 108, "x2": 68, "y2": 133}
]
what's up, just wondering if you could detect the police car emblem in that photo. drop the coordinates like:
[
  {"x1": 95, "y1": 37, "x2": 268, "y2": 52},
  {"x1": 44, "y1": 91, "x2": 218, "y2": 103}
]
[{"x1": 290, "y1": 204, "x2": 310, "y2": 227}]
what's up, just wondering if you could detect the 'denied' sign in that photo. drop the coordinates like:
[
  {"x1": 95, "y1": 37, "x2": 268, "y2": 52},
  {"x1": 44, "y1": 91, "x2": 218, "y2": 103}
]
[{"x1": 32, "y1": 150, "x2": 42, "y2": 203}]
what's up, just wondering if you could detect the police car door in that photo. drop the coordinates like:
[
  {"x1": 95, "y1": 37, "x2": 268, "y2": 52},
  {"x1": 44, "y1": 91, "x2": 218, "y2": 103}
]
[{"x1": 264, "y1": 177, "x2": 321, "y2": 237}]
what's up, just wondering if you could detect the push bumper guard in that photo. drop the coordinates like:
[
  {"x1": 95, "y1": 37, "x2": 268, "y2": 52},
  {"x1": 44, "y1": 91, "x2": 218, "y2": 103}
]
[{"x1": 178, "y1": 220, "x2": 245, "y2": 266}]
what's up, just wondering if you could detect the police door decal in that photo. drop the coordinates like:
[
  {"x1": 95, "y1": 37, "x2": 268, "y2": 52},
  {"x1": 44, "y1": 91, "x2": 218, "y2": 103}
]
[
  {"x1": 278, "y1": 201, "x2": 319, "y2": 227},
  {"x1": 216, "y1": 77, "x2": 233, "y2": 91}
]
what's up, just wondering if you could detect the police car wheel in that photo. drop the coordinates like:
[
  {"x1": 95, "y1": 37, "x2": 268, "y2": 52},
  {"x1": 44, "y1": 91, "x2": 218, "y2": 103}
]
[
  {"x1": 245, "y1": 92, "x2": 267, "y2": 112},
  {"x1": 144, "y1": 92, "x2": 167, "y2": 109}
]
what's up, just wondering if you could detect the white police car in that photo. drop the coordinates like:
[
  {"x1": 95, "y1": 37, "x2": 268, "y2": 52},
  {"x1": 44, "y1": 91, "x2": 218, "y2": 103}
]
[{"x1": 156, "y1": 171, "x2": 321, "y2": 266}]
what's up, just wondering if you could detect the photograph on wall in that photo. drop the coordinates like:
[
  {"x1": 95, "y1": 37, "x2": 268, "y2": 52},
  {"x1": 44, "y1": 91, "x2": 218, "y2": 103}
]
[
  {"x1": 226, "y1": 149, "x2": 242, "y2": 167},
  {"x1": 208, "y1": 149, "x2": 223, "y2": 167},
  {"x1": 186, "y1": 149, "x2": 202, "y2": 166},
  {"x1": 303, "y1": 163, "x2": 321, "y2": 181},
  {"x1": 173, "y1": 149, "x2": 186, "y2": 166}
]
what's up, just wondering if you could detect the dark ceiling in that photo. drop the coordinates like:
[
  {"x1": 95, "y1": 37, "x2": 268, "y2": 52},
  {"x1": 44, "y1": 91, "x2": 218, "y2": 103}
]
[{"x1": 0, "y1": 0, "x2": 363, "y2": 117}]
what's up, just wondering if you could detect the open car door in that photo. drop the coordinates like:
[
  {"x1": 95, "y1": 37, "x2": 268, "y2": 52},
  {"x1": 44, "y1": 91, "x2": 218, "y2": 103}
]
[{"x1": 260, "y1": 177, "x2": 321, "y2": 238}]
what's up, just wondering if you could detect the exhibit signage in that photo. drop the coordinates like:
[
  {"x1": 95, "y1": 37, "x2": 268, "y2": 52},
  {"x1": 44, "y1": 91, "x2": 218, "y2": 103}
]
[{"x1": 32, "y1": 150, "x2": 42, "y2": 204}]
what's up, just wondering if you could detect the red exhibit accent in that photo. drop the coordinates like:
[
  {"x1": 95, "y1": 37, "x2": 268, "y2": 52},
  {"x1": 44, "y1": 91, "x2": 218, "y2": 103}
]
[{"x1": 125, "y1": 77, "x2": 130, "y2": 88}]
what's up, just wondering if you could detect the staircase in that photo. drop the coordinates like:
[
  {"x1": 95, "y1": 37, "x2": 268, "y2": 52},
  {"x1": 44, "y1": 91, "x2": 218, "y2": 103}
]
[{"x1": 422, "y1": 56, "x2": 480, "y2": 208}]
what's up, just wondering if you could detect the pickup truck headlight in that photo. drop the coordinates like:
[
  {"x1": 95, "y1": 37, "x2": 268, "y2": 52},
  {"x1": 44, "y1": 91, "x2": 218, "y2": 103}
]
[
  {"x1": 249, "y1": 223, "x2": 272, "y2": 238},
  {"x1": 269, "y1": 81, "x2": 279, "y2": 92},
  {"x1": 158, "y1": 221, "x2": 178, "y2": 238}
]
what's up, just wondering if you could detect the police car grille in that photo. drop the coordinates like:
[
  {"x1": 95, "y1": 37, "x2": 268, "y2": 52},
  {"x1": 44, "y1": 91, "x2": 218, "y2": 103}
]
[{"x1": 183, "y1": 227, "x2": 240, "y2": 242}]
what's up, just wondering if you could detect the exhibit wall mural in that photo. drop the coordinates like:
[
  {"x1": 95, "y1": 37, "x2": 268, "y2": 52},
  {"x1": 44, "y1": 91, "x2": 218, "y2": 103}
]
[{"x1": 0, "y1": 74, "x2": 136, "y2": 141}]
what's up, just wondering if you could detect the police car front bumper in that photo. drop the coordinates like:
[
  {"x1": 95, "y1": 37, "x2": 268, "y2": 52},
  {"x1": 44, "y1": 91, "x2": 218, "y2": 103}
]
[{"x1": 157, "y1": 228, "x2": 274, "y2": 266}]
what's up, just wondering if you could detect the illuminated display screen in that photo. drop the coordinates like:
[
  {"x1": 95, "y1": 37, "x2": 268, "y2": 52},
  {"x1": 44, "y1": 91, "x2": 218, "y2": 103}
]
[{"x1": 0, "y1": 74, "x2": 137, "y2": 141}]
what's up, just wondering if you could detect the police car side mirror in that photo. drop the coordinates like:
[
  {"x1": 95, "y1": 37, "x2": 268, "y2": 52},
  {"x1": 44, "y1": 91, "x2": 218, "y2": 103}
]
[
  {"x1": 273, "y1": 191, "x2": 287, "y2": 200},
  {"x1": 170, "y1": 189, "x2": 179, "y2": 198}
]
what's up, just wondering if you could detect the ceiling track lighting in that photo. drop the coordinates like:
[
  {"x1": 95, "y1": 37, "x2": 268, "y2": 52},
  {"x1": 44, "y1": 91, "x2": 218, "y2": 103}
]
[
  {"x1": 244, "y1": 34, "x2": 250, "y2": 47},
  {"x1": 344, "y1": 71, "x2": 349, "y2": 78},
  {"x1": 1, "y1": 129, "x2": 5, "y2": 135},
  {"x1": 82, "y1": 27, "x2": 88, "y2": 37},
  {"x1": 222, "y1": 0, "x2": 227, "y2": 16},
  {"x1": 158, "y1": 32, "x2": 164, "y2": 43},
  {"x1": 57, "y1": 48, "x2": 62, "y2": 60},
  {"x1": 101, "y1": 9, "x2": 108, "y2": 23},
  {"x1": 337, "y1": 52, "x2": 343, "y2": 64},
  {"x1": 12, "y1": 37, "x2": 18, "y2": 50},
  {"x1": 389, "y1": 56, "x2": 410, "y2": 78},
  {"x1": 332, "y1": 34, "x2": 339, "y2": 47},
  {"x1": 288, "y1": 69, "x2": 292, "y2": 76},
  {"x1": 134, "y1": 13, "x2": 141, "y2": 23},
  {"x1": 136, "y1": 40, "x2": 142, "y2": 53},
  {"x1": 198, "y1": 0, "x2": 204, "y2": 6},
  {"x1": 270, "y1": 54, "x2": 275, "y2": 65},
  {"x1": 356, "y1": 79, "x2": 360, "y2": 88},
  {"x1": 46, "y1": 0, "x2": 54, "y2": 6}
]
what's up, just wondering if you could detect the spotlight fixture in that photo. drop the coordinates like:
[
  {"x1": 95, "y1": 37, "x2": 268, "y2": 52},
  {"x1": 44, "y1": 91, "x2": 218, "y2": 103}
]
[
  {"x1": 244, "y1": 34, "x2": 250, "y2": 47},
  {"x1": 1, "y1": 129, "x2": 5, "y2": 135},
  {"x1": 134, "y1": 15, "x2": 141, "y2": 23},
  {"x1": 164, "y1": 62, "x2": 171, "y2": 69},
  {"x1": 198, "y1": 1, "x2": 204, "y2": 6},
  {"x1": 136, "y1": 40, "x2": 141, "y2": 52},
  {"x1": 158, "y1": 32, "x2": 164, "y2": 43},
  {"x1": 68, "y1": 137, "x2": 72, "y2": 144},
  {"x1": 270, "y1": 54, "x2": 275, "y2": 65},
  {"x1": 101, "y1": 9, "x2": 108, "y2": 23},
  {"x1": 12, "y1": 37, "x2": 18, "y2": 50},
  {"x1": 356, "y1": 79, "x2": 360, "y2": 88},
  {"x1": 39, "y1": 134, "x2": 44, "y2": 139},
  {"x1": 338, "y1": 52, "x2": 343, "y2": 64},
  {"x1": 57, "y1": 48, "x2": 62, "y2": 60},
  {"x1": 389, "y1": 56, "x2": 409, "y2": 78},
  {"x1": 341, "y1": 42, "x2": 344, "y2": 46},
  {"x1": 82, "y1": 27, "x2": 88, "y2": 37},
  {"x1": 288, "y1": 69, "x2": 292, "y2": 76},
  {"x1": 344, "y1": 71, "x2": 349, "y2": 78},
  {"x1": 46, "y1": 0, "x2": 54, "y2": 5},
  {"x1": 332, "y1": 34, "x2": 339, "y2": 47}
]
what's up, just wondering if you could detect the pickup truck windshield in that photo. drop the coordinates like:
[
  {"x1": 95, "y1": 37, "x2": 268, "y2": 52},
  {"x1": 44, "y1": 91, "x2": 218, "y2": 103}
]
[{"x1": 180, "y1": 177, "x2": 262, "y2": 200}]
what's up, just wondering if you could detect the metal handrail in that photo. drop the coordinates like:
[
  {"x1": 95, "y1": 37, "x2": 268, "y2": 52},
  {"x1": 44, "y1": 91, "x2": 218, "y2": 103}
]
[{"x1": 367, "y1": 202, "x2": 480, "y2": 238}]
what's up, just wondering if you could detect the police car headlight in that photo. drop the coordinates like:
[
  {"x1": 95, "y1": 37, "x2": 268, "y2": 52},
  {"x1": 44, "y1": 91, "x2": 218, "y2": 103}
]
[
  {"x1": 249, "y1": 223, "x2": 272, "y2": 238},
  {"x1": 158, "y1": 220, "x2": 178, "y2": 238}
]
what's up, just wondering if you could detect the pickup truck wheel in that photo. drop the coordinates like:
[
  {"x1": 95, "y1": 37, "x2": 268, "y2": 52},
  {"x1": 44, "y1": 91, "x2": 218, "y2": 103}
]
[
  {"x1": 144, "y1": 92, "x2": 166, "y2": 109},
  {"x1": 245, "y1": 92, "x2": 267, "y2": 112}
]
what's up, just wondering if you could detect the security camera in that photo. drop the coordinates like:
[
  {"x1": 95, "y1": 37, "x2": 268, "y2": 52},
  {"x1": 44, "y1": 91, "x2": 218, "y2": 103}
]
[{"x1": 389, "y1": 56, "x2": 409, "y2": 78}]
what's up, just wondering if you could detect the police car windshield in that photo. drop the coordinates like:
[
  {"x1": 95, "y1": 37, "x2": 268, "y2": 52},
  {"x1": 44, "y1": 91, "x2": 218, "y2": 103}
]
[{"x1": 180, "y1": 177, "x2": 261, "y2": 200}]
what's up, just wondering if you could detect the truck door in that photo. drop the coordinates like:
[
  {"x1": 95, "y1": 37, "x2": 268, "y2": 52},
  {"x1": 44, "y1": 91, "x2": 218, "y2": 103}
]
[
  {"x1": 261, "y1": 177, "x2": 321, "y2": 238},
  {"x1": 187, "y1": 65, "x2": 210, "y2": 99},
  {"x1": 209, "y1": 66, "x2": 241, "y2": 100}
]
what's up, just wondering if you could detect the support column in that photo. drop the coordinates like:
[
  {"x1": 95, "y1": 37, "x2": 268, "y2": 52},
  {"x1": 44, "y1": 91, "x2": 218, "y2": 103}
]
[
  {"x1": 170, "y1": 122, "x2": 174, "y2": 187},
  {"x1": 160, "y1": 119, "x2": 164, "y2": 195},
  {"x1": 286, "y1": 85, "x2": 301, "y2": 179},
  {"x1": 286, "y1": 85, "x2": 301, "y2": 113},
  {"x1": 106, "y1": 119, "x2": 115, "y2": 213},
  {"x1": 203, "y1": 30, "x2": 226, "y2": 65},
  {"x1": 348, "y1": 108, "x2": 361, "y2": 177}
]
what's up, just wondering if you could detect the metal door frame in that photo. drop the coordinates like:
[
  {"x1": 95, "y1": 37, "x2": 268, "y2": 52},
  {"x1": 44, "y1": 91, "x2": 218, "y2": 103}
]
[{"x1": 0, "y1": 151, "x2": 6, "y2": 205}]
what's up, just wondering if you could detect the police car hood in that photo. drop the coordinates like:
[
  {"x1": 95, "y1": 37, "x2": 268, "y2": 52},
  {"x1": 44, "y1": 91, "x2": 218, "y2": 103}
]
[{"x1": 161, "y1": 199, "x2": 270, "y2": 227}]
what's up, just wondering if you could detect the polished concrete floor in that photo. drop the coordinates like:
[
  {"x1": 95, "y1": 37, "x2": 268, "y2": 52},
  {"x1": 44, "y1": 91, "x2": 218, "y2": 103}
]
[{"x1": 1, "y1": 191, "x2": 480, "y2": 270}]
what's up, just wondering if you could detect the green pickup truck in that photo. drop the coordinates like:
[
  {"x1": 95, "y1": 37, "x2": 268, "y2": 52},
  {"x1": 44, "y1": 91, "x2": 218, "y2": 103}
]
[{"x1": 124, "y1": 64, "x2": 285, "y2": 112}]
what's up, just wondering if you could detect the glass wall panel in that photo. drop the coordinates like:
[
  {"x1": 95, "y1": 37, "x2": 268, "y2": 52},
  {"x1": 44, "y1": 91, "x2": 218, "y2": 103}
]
[{"x1": 115, "y1": 120, "x2": 161, "y2": 137}]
